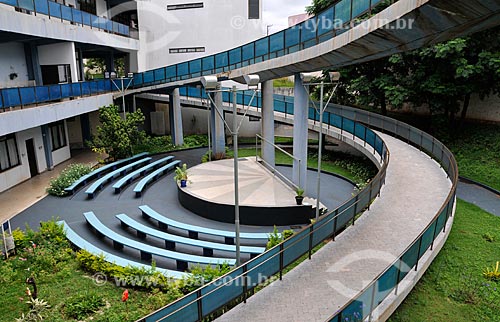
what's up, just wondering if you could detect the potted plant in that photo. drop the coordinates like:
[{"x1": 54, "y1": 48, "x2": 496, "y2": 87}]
[
  {"x1": 295, "y1": 187, "x2": 304, "y2": 205},
  {"x1": 174, "y1": 163, "x2": 189, "y2": 187}
]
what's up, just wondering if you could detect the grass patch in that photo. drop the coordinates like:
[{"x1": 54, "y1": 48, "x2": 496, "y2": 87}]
[
  {"x1": 133, "y1": 134, "x2": 208, "y2": 155},
  {"x1": 389, "y1": 199, "x2": 500, "y2": 322}
]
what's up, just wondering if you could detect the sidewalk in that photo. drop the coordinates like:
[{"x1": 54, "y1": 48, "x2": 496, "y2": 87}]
[{"x1": 0, "y1": 149, "x2": 101, "y2": 224}]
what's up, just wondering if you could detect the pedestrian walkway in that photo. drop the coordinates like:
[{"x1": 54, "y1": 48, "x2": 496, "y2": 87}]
[
  {"x1": 216, "y1": 133, "x2": 452, "y2": 322},
  {"x1": 457, "y1": 181, "x2": 500, "y2": 217},
  {"x1": 0, "y1": 149, "x2": 102, "y2": 223}
]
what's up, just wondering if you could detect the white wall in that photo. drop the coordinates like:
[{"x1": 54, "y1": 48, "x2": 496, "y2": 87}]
[
  {"x1": 95, "y1": 0, "x2": 109, "y2": 18},
  {"x1": 137, "y1": 0, "x2": 264, "y2": 71},
  {"x1": 51, "y1": 121, "x2": 71, "y2": 166},
  {"x1": 38, "y1": 42, "x2": 79, "y2": 83},
  {"x1": 0, "y1": 127, "x2": 47, "y2": 193},
  {"x1": 0, "y1": 42, "x2": 29, "y2": 88}
]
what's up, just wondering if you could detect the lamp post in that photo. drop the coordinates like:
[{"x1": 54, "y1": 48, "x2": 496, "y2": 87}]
[
  {"x1": 300, "y1": 72, "x2": 341, "y2": 222},
  {"x1": 111, "y1": 73, "x2": 134, "y2": 120},
  {"x1": 201, "y1": 75, "x2": 260, "y2": 266}
]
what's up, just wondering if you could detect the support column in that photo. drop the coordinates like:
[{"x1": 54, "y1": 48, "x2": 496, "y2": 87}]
[
  {"x1": 80, "y1": 114, "x2": 91, "y2": 143},
  {"x1": 210, "y1": 89, "x2": 226, "y2": 157},
  {"x1": 169, "y1": 88, "x2": 184, "y2": 146},
  {"x1": 261, "y1": 80, "x2": 275, "y2": 167},
  {"x1": 41, "y1": 125, "x2": 53, "y2": 170},
  {"x1": 292, "y1": 74, "x2": 308, "y2": 189},
  {"x1": 24, "y1": 43, "x2": 42, "y2": 86},
  {"x1": 105, "y1": 51, "x2": 115, "y2": 73}
]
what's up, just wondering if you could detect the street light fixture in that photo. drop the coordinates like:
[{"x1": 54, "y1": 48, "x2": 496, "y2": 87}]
[
  {"x1": 111, "y1": 74, "x2": 134, "y2": 120},
  {"x1": 200, "y1": 75, "x2": 260, "y2": 266},
  {"x1": 300, "y1": 71, "x2": 341, "y2": 222}
]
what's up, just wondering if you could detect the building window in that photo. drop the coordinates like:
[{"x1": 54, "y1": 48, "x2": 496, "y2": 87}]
[
  {"x1": 167, "y1": 2, "x2": 203, "y2": 10},
  {"x1": 248, "y1": 0, "x2": 259, "y2": 19},
  {"x1": 50, "y1": 121, "x2": 67, "y2": 151},
  {"x1": 0, "y1": 134, "x2": 20, "y2": 172},
  {"x1": 169, "y1": 47, "x2": 205, "y2": 54}
]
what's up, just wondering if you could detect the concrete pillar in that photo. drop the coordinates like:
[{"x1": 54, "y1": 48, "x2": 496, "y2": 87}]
[
  {"x1": 211, "y1": 90, "x2": 226, "y2": 157},
  {"x1": 24, "y1": 43, "x2": 42, "y2": 86},
  {"x1": 261, "y1": 80, "x2": 275, "y2": 167},
  {"x1": 292, "y1": 74, "x2": 308, "y2": 189},
  {"x1": 41, "y1": 125, "x2": 53, "y2": 170},
  {"x1": 80, "y1": 114, "x2": 91, "y2": 143},
  {"x1": 169, "y1": 88, "x2": 184, "y2": 145},
  {"x1": 77, "y1": 47, "x2": 85, "y2": 81},
  {"x1": 105, "y1": 51, "x2": 115, "y2": 73}
]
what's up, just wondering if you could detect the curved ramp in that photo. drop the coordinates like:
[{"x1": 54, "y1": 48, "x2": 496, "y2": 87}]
[{"x1": 216, "y1": 134, "x2": 452, "y2": 321}]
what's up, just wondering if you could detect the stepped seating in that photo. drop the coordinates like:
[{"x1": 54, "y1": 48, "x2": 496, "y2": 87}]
[
  {"x1": 133, "y1": 160, "x2": 181, "y2": 198},
  {"x1": 64, "y1": 152, "x2": 149, "y2": 195},
  {"x1": 85, "y1": 157, "x2": 152, "y2": 199},
  {"x1": 112, "y1": 156, "x2": 175, "y2": 193},
  {"x1": 84, "y1": 211, "x2": 236, "y2": 271},
  {"x1": 116, "y1": 214, "x2": 265, "y2": 257},
  {"x1": 139, "y1": 205, "x2": 274, "y2": 245},
  {"x1": 59, "y1": 220, "x2": 189, "y2": 279}
]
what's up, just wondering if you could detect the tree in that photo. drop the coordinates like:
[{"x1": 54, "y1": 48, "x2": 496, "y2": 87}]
[{"x1": 88, "y1": 105, "x2": 146, "y2": 160}]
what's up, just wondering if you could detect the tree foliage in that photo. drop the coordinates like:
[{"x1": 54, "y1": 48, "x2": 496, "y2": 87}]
[{"x1": 88, "y1": 105, "x2": 146, "y2": 160}]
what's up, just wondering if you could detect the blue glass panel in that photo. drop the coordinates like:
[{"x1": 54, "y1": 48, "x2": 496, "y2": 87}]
[
  {"x1": 18, "y1": 0, "x2": 34, "y2": 11},
  {"x1": 189, "y1": 59, "x2": 201, "y2": 74},
  {"x1": 247, "y1": 247, "x2": 280, "y2": 288},
  {"x1": 49, "y1": 85, "x2": 61, "y2": 100},
  {"x1": 61, "y1": 5, "x2": 72, "y2": 21},
  {"x1": 335, "y1": 0, "x2": 351, "y2": 25},
  {"x1": 89, "y1": 81, "x2": 98, "y2": 94},
  {"x1": 71, "y1": 83, "x2": 81, "y2": 96},
  {"x1": 60, "y1": 83, "x2": 71, "y2": 97},
  {"x1": 255, "y1": 38, "x2": 269, "y2": 57},
  {"x1": 187, "y1": 87, "x2": 201, "y2": 98},
  {"x1": 72, "y1": 8, "x2": 82, "y2": 24},
  {"x1": 143, "y1": 293, "x2": 198, "y2": 322},
  {"x1": 375, "y1": 136, "x2": 383, "y2": 155},
  {"x1": 328, "y1": 314, "x2": 340, "y2": 322},
  {"x1": 97, "y1": 80, "x2": 105, "y2": 92},
  {"x1": 104, "y1": 80, "x2": 111, "y2": 91},
  {"x1": 300, "y1": 19, "x2": 316, "y2": 42},
  {"x1": 285, "y1": 26, "x2": 300, "y2": 48},
  {"x1": 19, "y1": 87, "x2": 36, "y2": 105},
  {"x1": 343, "y1": 118, "x2": 354, "y2": 134},
  {"x1": 123, "y1": 25, "x2": 130, "y2": 36},
  {"x1": 154, "y1": 68, "x2": 165, "y2": 82},
  {"x1": 312, "y1": 213, "x2": 334, "y2": 247},
  {"x1": 215, "y1": 52, "x2": 228, "y2": 69},
  {"x1": 91, "y1": 15, "x2": 99, "y2": 29},
  {"x1": 202, "y1": 56, "x2": 214, "y2": 71},
  {"x1": 0, "y1": 0, "x2": 17, "y2": 6},
  {"x1": 81, "y1": 82, "x2": 90, "y2": 95},
  {"x1": 419, "y1": 223, "x2": 436, "y2": 258},
  {"x1": 337, "y1": 198, "x2": 355, "y2": 228},
  {"x1": 106, "y1": 20, "x2": 113, "y2": 32},
  {"x1": 229, "y1": 48, "x2": 241, "y2": 65},
  {"x1": 341, "y1": 285, "x2": 373, "y2": 320},
  {"x1": 283, "y1": 229, "x2": 309, "y2": 267},
  {"x1": 49, "y1": 1, "x2": 61, "y2": 18},
  {"x1": 317, "y1": 7, "x2": 334, "y2": 35},
  {"x1": 422, "y1": 134, "x2": 433, "y2": 154},
  {"x1": 0, "y1": 94, "x2": 2, "y2": 109},
  {"x1": 236, "y1": 93, "x2": 243, "y2": 105},
  {"x1": 435, "y1": 207, "x2": 447, "y2": 233},
  {"x1": 99, "y1": 17, "x2": 106, "y2": 30},
  {"x1": 365, "y1": 128, "x2": 376, "y2": 148},
  {"x1": 133, "y1": 73, "x2": 143, "y2": 86},
  {"x1": 400, "y1": 241, "x2": 419, "y2": 280},
  {"x1": 376, "y1": 264, "x2": 398, "y2": 304},
  {"x1": 118, "y1": 23, "x2": 124, "y2": 35},
  {"x1": 177, "y1": 62, "x2": 189, "y2": 76},
  {"x1": 143, "y1": 71, "x2": 154, "y2": 83},
  {"x1": 82, "y1": 11, "x2": 91, "y2": 26},
  {"x1": 201, "y1": 267, "x2": 244, "y2": 315},
  {"x1": 166, "y1": 66, "x2": 176, "y2": 79},
  {"x1": 222, "y1": 91, "x2": 230, "y2": 103},
  {"x1": 269, "y1": 32, "x2": 284, "y2": 52},
  {"x1": 2, "y1": 89, "x2": 21, "y2": 107},
  {"x1": 352, "y1": 0, "x2": 370, "y2": 17},
  {"x1": 179, "y1": 87, "x2": 187, "y2": 96},
  {"x1": 113, "y1": 21, "x2": 119, "y2": 33},
  {"x1": 308, "y1": 107, "x2": 315, "y2": 120},
  {"x1": 242, "y1": 43, "x2": 254, "y2": 61},
  {"x1": 355, "y1": 122, "x2": 365, "y2": 140},
  {"x1": 330, "y1": 114, "x2": 342, "y2": 128},
  {"x1": 35, "y1": 86, "x2": 49, "y2": 102},
  {"x1": 34, "y1": 0, "x2": 49, "y2": 15}
]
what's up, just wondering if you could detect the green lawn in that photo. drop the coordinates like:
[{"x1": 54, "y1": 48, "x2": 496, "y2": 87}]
[{"x1": 389, "y1": 199, "x2": 500, "y2": 322}]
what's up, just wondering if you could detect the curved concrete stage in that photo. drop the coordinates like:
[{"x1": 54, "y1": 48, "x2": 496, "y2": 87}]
[
  {"x1": 177, "y1": 158, "x2": 314, "y2": 225},
  {"x1": 216, "y1": 134, "x2": 452, "y2": 322}
]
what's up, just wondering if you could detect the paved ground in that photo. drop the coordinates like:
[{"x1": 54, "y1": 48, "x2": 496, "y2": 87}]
[
  {"x1": 457, "y1": 181, "x2": 500, "y2": 217},
  {"x1": 216, "y1": 133, "x2": 452, "y2": 322},
  {"x1": 8, "y1": 147, "x2": 356, "y2": 271}
]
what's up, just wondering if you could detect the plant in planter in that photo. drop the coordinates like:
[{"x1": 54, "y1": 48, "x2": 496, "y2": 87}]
[
  {"x1": 174, "y1": 163, "x2": 189, "y2": 187},
  {"x1": 295, "y1": 187, "x2": 305, "y2": 205}
]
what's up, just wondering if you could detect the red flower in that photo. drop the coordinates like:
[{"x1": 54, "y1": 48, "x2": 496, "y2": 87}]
[{"x1": 122, "y1": 289, "x2": 129, "y2": 302}]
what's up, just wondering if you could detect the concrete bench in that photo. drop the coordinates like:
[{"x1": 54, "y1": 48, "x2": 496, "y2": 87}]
[
  {"x1": 116, "y1": 214, "x2": 265, "y2": 257},
  {"x1": 85, "y1": 157, "x2": 152, "y2": 199},
  {"x1": 133, "y1": 160, "x2": 181, "y2": 198},
  {"x1": 112, "y1": 156, "x2": 174, "y2": 193},
  {"x1": 84, "y1": 212, "x2": 235, "y2": 271},
  {"x1": 139, "y1": 205, "x2": 274, "y2": 245},
  {"x1": 64, "y1": 152, "x2": 149, "y2": 195},
  {"x1": 58, "y1": 220, "x2": 189, "y2": 279}
]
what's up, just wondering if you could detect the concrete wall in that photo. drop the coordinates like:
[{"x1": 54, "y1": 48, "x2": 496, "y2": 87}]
[
  {"x1": 136, "y1": 0, "x2": 264, "y2": 71},
  {"x1": 38, "y1": 42, "x2": 79, "y2": 83},
  {"x1": 67, "y1": 116, "x2": 83, "y2": 148},
  {"x1": 51, "y1": 121, "x2": 71, "y2": 166},
  {"x1": 95, "y1": 0, "x2": 109, "y2": 18},
  {"x1": 0, "y1": 127, "x2": 47, "y2": 193},
  {"x1": 0, "y1": 42, "x2": 29, "y2": 88}
]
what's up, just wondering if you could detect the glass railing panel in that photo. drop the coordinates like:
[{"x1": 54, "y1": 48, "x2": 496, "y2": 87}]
[
  {"x1": 352, "y1": 0, "x2": 370, "y2": 18},
  {"x1": 18, "y1": 0, "x2": 34, "y2": 11},
  {"x1": 318, "y1": 7, "x2": 335, "y2": 36},
  {"x1": 60, "y1": 83, "x2": 71, "y2": 97},
  {"x1": 189, "y1": 59, "x2": 201, "y2": 74},
  {"x1": 202, "y1": 56, "x2": 214, "y2": 72},
  {"x1": 177, "y1": 62, "x2": 189, "y2": 76},
  {"x1": 283, "y1": 229, "x2": 309, "y2": 267},
  {"x1": 71, "y1": 83, "x2": 81, "y2": 96},
  {"x1": 48, "y1": 1, "x2": 61, "y2": 18},
  {"x1": 335, "y1": 0, "x2": 351, "y2": 26},
  {"x1": 19, "y1": 87, "x2": 36, "y2": 105},
  {"x1": 246, "y1": 247, "x2": 280, "y2": 289},
  {"x1": 0, "y1": 0, "x2": 17, "y2": 6},
  {"x1": 34, "y1": 0, "x2": 48, "y2": 14},
  {"x1": 81, "y1": 82, "x2": 90, "y2": 95},
  {"x1": 341, "y1": 285, "x2": 373, "y2": 321},
  {"x1": 143, "y1": 292, "x2": 199, "y2": 322},
  {"x1": 375, "y1": 263, "x2": 398, "y2": 305},
  {"x1": 229, "y1": 47, "x2": 242, "y2": 65},
  {"x1": 49, "y1": 84, "x2": 61, "y2": 100},
  {"x1": 2, "y1": 89, "x2": 21, "y2": 107},
  {"x1": 200, "y1": 267, "x2": 245, "y2": 316},
  {"x1": 365, "y1": 128, "x2": 376, "y2": 148},
  {"x1": 82, "y1": 11, "x2": 91, "y2": 26},
  {"x1": 301, "y1": 19, "x2": 317, "y2": 43},
  {"x1": 242, "y1": 43, "x2": 254, "y2": 61},
  {"x1": 154, "y1": 68, "x2": 165, "y2": 82},
  {"x1": 215, "y1": 52, "x2": 228, "y2": 69},
  {"x1": 143, "y1": 71, "x2": 154, "y2": 84},
  {"x1": 35, "y1": 86, "x2": 49, "y2": 102},
  {"x1": 312, "y1": 213, "x2": 334, "y2": 247},
  {"x1": 269, "y1": 31, "x2": 284, "y2": 53},
  {"x1": 72, "y1": 8, "x2": 82, "y2": 24},
  {"x1": 285, "y1": 25, "x2": 300, "y2": 48},
  {"x1": 89, "y1": 81, "x2": 98, "y2": 94},
  {"x1": 255, "y1": 38, "x2": 269, "y2": 57},
  {"x1": 399, "y1": 241, "x2": 419, "y2": 281},
  {"x1": 61, "y1": 5, "x2": 72, "y2": 21}
]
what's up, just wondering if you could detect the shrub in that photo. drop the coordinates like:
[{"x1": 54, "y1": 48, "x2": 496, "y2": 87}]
[
  {"x1": 483, "y1": 262, "x2": 500, "y2": 281},
  {"x1": 46, "y1": 163, "x2": 92, "y2": 196},
  {"x1": 64, "y1": 292, "x2": 105, "y2": 320},
  {"x1": 266, "y1": 226, "x2": 295, "y2": 250},
  {"x1": 482, "y1": 232, "x2": 496, "y2": 242}
]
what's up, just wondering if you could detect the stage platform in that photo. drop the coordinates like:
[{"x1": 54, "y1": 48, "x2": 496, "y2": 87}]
[{"x1": 177, "y1": 158, "x2": 316, "y2": 226}]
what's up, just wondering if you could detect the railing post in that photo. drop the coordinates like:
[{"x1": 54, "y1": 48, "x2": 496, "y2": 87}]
[
  {"x1": 352, "y1": 195, "x2": 358, "y2": 226},
  {"x1": 308, "y1": 225, "x2": 313, "y2": 260},
  {"x1": 279, "y1": 243, "x2": 284, "y2": 280},
  {"x1": 243, "y1": 264, "x2": 248, "y2": 303},
  {"x1": 196, "y1": 289, "x2": 203, "y2": 321},
  {"x1": 369, "y1": 281, "x2": 377, "y2": 322},
  {"x1": 415, "y1": 237, "x2": 423, "y2": 271},
  {"x1": 395, "y1": 258, "x2": 402, "y2": 296},
  {"x1": 430, "y1": 220, "x2": 438, "y2": 251}
]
